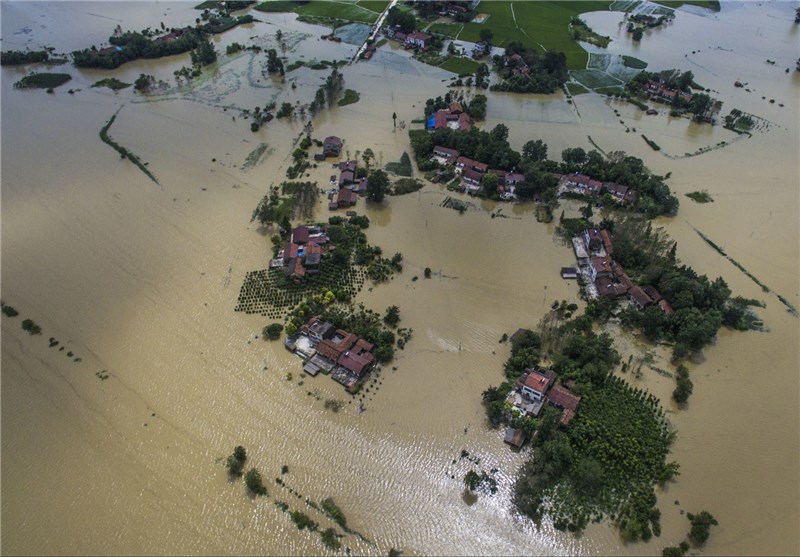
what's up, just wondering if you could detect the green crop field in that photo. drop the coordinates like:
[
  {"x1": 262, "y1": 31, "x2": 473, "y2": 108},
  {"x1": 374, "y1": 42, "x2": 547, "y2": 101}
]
[
  {"x1": 295, "y1": 1, "x2": 379, "y2": 23},
  {"x1": 438, "y1": 56, "x2": 480, "y2": 76},
  {"x1": 570, "y1": 68, "x2": 624, "y2": 89},
  {"x1": 456, "y1": 1, "x2": 610, "y2": 70},
  {"x1": 356, "y1": 0, "x2": 390, "y2": 13},
  {"x1": 256, "y1": 0, "x2": 379, "y2": 23},
  {"x1": 426, "y1": 22, "x2": 463, "y2": 38}
]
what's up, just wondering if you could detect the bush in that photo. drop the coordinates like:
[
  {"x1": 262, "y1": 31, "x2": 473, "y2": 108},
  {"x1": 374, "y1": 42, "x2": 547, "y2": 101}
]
[
  {"x1": 21, "y1": 319, "x2": 42, "y2": 335},
  {"x1": 244, "y1": 468, "x2": 268, "y2": 496},
  {"x1": 320, "y1": 528, "x2": 341, "y2": 550},
  {"x1": 263, "y1": 323, "x2": 284, "y2": 340},
  {"x1": 13, "y1": 72, "x2": 71, "y2": 89},
  {"x1": 688, "y1": 511, "x2": 718, "y2": 545},
  {"x1": 1, "y1": 304, "x2": 19, "y2": 317},
  {"x1": 226, "y1": 445, "x2": 247, "y2": 476},
  {"x1": 289, "y1": 510, "x2": 317, "y2": 531}
]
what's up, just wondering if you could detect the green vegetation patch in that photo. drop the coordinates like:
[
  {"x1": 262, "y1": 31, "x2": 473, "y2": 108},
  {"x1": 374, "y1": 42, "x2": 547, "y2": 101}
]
[
  {"x1": 356, "y1": 0, "x2": 390, "y2": 12},
  {"x1": 565, "y1": 82, "x2": 590, "y2": 95},
  {"x1": 286, "y1": 60, "x2": 305, "y2": 72},
  {"x1": 658, "y1": 0, "x2": 720, "y2": 10},
  {"x1": 622, "y1": 55, "x2": 648, "y2": 69},
  {"x1": 294, "y1": 1, "x2": 380, "y2": 24},
  {"x1": 91, "y1": 78, "x2": 132, "y2": 91},
  {"x1": 391, "y1": 178, "x2": 423, "y2": 195},
  {"x1": 99, "y1": 113, "x2": 159, "y2": 184},
  {"x1": 384, "y1": 152, "x2": 413, "y2": 177},
  {"x1": 427, "y1": 22, "x2": 463, "y2": 38},
  {"x1": 570, "y1": 69, "x2": 623, "y2": 90},
  {"x1": 337, "y1": 88, "x2": 360, "y2": 106},
  {"x1": 685, "y1": 190, "x2": 713, "y2": 203},
  {"x1": 254, "y1": 1, "x2": 297, "y2": 12},
  {"x1": 13, "y1": 72, "x2": 71, "y2": 89},
  {"x1": 641, "y1": 134, "x2": 661, "y2": 151},
  {"x1": 458, "y1": 1, "x2": 609, "y2": 70},
  {"x1": 1, "y1": 49, "x2": 51, "y2": 65},
  {"x1": 570, "y1": 16, "x2": 610, "y2": 48},
  {"x1": 438, "y1": 56, "x2": 480, "y2": 76}
]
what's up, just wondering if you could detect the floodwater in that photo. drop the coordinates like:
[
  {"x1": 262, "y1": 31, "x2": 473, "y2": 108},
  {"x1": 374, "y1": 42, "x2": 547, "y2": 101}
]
[{"x1": 1, "y1": 2, "x2": 798, "y2": 556}]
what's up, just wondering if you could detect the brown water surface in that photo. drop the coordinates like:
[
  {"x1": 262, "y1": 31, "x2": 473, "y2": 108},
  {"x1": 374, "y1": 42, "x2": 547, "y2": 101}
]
[{"x1": 2, "y1": 2, "x2": 798, "y2": 555}]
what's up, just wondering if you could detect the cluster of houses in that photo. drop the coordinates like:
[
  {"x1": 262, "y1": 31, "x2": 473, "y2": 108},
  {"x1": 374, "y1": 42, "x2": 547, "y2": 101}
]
[
  {"x1": 502, "y1": 53, "x2": 531, "y2": 76},
  {"x1": 558, "y1": 173, "x2": 637, "y2": 205},
  {"x1": 569, "y1": 227, "x2": 674, "y2": 314},
  {"x1": 386, "y1": 26, "x2": 433, "y2": 50},
  {"x1": 503, "y1": 359, "x2": 583, "y2": 448},
  {"x1": 313, "y1": 136, "x2": 366, "y2": 211},
  {"x1": 285, "y1": 316, "x2": 377, "y2": 391},
  {"x1": 270, "y1": 225, "x2": 330, "y2": 280},
  {"x1": 645, "y1": 80, "x2": 694, "y2": 105},
  {"x1": 426, "y1": 100, "x2": 472, "y2": 132},
  {"x1": 432, "y1": 145, "x2": 524, "y2": 200}
]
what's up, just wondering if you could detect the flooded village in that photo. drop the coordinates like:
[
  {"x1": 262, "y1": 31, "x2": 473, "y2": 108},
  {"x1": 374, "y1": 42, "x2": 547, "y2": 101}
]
[{"x1": 1, "y1": 1, "x2": 798, "y2": 556}]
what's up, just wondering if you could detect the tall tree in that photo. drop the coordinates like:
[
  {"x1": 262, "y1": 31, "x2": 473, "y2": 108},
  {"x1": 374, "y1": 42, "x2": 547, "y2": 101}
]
[{"x1": 366, "y1": 169, "x2": 389, "y2": 203}]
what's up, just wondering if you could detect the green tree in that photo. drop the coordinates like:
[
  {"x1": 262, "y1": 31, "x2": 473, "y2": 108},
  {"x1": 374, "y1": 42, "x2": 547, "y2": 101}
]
[
  {"x1": 362, "y1": 148, "x2": 375, "y2": 172},
  {"x1": 320, "y1": 528, "x2": 341, "y2": 550},
  {"x1": 244, "y1": 468, "x2": 268, "y2": 496},
  {"x1": 522, "y1": 139, "x2": 548, "y2": 162},
  {"x1": 285, "y1": 322, "x2": 299, "y2": 337},
  {"x1": 383, "y1": 305, "x2": 400, "y2": 327},
  {"x1": 481, "y1": 173, "x2": 499, "y2": 198},
  {"x1": 190, "y1": 37, "x2": 217, "y2": 66},
  {"x1": 263, "y1": 323, "x2": 284, "y2": 340},
  {"x1": 367, "y1": 169, "x2": 389, "y2": 203},
  {"x1": 464, "y1": 470, "x2": 481, "y2": 491},
  {"x1": 392, "y1": 111, "x2": 397, "y2": 128},
  {"x1": 479, "y1": 29, "x2": 494, "y2": 45},
  {"x1": 632, "y1": 27, "x2": 644, "y2": 41},
  {"x1": 226, "y1": 445, "x2": 247, "y2": 476},
  {"x1": 688, "y1": 511, "x2": 718, "y2": 545}
]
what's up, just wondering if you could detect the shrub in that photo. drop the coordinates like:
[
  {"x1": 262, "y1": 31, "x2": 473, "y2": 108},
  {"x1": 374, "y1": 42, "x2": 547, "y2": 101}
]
[
  {"x1": 263, "y1": 323, "x2": 284, "y2": 340},
  {"x1": 244, "y1": 468, "x2": 268, "y2": 496},
  {"x1": 226, "y1": 446, "x2": 247, "y2": 476},
  {"x1": 21, "y1": 319, "x2": 42, "y2": 335},
  {"x1": 319, "y1": 527, "x2": 341, "y2": 550}
]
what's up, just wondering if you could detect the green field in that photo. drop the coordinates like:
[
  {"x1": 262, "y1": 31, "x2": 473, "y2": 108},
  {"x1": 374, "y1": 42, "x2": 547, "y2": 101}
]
[
  {"x1": 356, "y1": 0, "x2": 389, "y2": 12},
  {"x1": 657, "y1": 0, "x2": 720, "y2": 10},
  {"x1": 570, "y1": 68, "x2": 623, "y2": 89},
  {"x1": 456, "y1": 1, "x2": 610, "y2": 70},
  {"x1": 426, "y1": 22, "x2": 463, "y2": 38},
  {"x1": 295, "y1": 1, "x2": 379, "y2": 23},
  {"x1": 438, "y1": 56, "x2": 480, "y2": 76},
  {"x1": 622, "y1": 55, "x2": 648, "y2": 69},
  {"x1": 565, "y1": 82, "x2": 590, "y2": 95},
  {"x1": 255, "y1": 0, "x2": 379, "y2": 23}
]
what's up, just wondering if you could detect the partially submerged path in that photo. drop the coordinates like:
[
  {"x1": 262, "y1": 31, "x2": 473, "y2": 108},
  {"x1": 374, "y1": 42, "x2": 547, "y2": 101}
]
[{"x1": 352, "y1": 0, "x2": 399, "y2": 63}]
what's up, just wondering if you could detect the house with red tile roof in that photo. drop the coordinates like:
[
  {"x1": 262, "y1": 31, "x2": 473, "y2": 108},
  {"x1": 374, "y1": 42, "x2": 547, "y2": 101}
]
[
  {"x1": 546, "y1": 385, "x2": 581, "y2": 426},
  {"x1": 337, "y1": 188, "x2": 358, "y2": 208},
  {"x1": 521, "y1": 371, "x2": 555, "y2": 402},
  {"x1": 629, "y1": 285, "x2": 653, "y2": 310}
]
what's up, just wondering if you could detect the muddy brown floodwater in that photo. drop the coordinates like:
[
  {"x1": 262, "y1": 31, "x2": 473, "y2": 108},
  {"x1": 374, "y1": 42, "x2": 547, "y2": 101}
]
[{"x1": 2, "y1": 2, "x2": 798, "y2": 556}]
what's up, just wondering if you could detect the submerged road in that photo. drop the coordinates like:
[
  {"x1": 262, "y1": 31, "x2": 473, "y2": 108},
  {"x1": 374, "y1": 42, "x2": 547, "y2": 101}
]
[{"x1": 352, "y1": 0, "x2": 399, "y2": 63}]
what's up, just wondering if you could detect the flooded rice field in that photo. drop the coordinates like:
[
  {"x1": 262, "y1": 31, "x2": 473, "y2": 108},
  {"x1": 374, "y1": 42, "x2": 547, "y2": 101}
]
[{"x1": 2, "y1": 2, "x2": 798, "y2": 555}]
